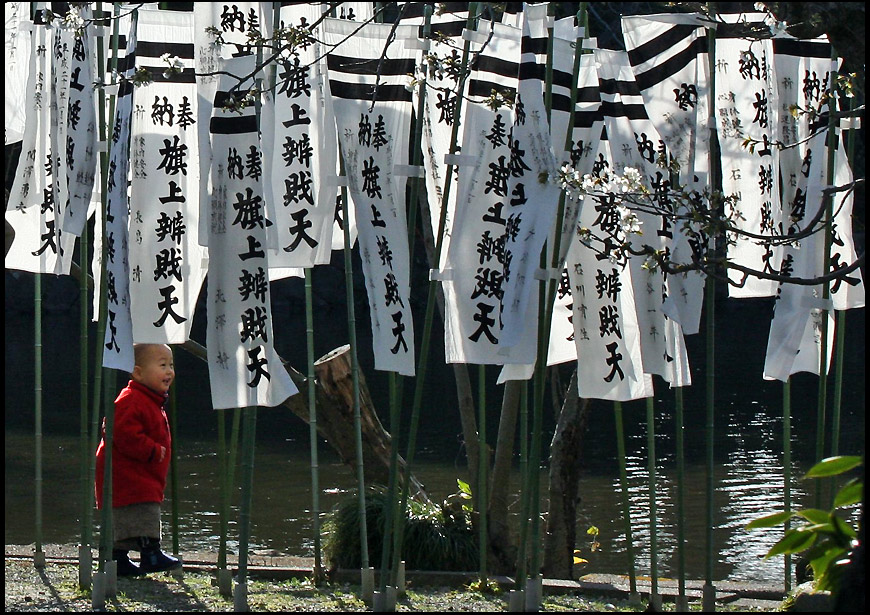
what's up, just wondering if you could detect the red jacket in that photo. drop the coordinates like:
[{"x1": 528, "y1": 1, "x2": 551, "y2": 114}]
[{"x1": 95, "y1": 380, "x2": 172, "y2": 509}]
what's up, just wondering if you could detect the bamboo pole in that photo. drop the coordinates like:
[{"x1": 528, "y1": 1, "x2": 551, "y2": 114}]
[
  {"x1": 783, "y1": 380, "x2": 792, "y2": 593},
  {"x1": 614, "y1": 401, "x2": 638, "y2": 597},
  {"x1": 78, "y1": 218, "x2": 92, "y2": 589},
  {"x1": 812, "y1": 47, "x2": 839, "y2": 510},
  {"x1": 35, "y1": 270, "x2": 44, "y2": 569},
  {"x1": 646, "y1": 394, "x2": 660, "y2": 609},
  {"x1": 515, "y1": 380, "x2": 531, "y2": 589},
  {"x1": 674, "y1": 387, "x2": 688, "y2": 611},
  {"x1": 234, "y1": 406, "x2": 257, "y2": 612},
  {"x1": 305, "y1": 269, "x2": 324, "y2": 584},
  {"x1": 703, "y1": 5, "x2": 719, "y2": 608},
  {"x1": 337, "y1": 151, "x2": 372, "y2": 593},
  {"x1": 525, "y1": 7, "x2": 587, "y2": 599},
  {"x1": 478, "y1": 364, "x2": 488, "y2": 584},
  {"x1": 389, "y1": 2, "x2": 479, "y2": 589},
  {"x1": 216, "y1": 408, "x2": 231, "y2": 595},
  {"x1": 168, "y1": 350, "x2": 180, "y2": 557}
]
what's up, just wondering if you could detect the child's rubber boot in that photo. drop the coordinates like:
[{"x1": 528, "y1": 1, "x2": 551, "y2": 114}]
[
  {"x1": 137, "y1": 537, "x2": 182, "y2": 573},
  {"x1": 112, "y1": 549, "x2": 145, "y2": 577}
]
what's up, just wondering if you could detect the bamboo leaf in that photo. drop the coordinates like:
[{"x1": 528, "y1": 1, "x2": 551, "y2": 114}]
[
  {"x1": 746, "y1": 510, "x2": 795, "y2": 529},
  {"x1": 766, "y1": 529, "x2": 817, "y2": 558},
  {"x1": 803, "y1": 456, "x2": 862, "y2": 479},
  {"x1": 832, "y1": 480, "x2": 863, "y2": 508},
  {"x1": 796, "y1": 508, "x2": 833, "y2": 525}
]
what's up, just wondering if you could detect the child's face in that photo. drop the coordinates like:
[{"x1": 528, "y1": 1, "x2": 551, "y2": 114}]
[{"x1": 133, "y1": 345, "x2": 175, "y2": 395}]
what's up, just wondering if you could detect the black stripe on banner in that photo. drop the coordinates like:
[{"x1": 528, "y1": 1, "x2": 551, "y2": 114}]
[
  {"x1": 138, "y1": 41, "x2": 194, "y2": 61},
  {"x1": 574, "y1": 110, "x2": 603, "y2": 128},
  {"x1": 773, "y1": 38, "x2": 832, "y2": 59},
  {"x1": 626, "y1": 23, "x2": 697, "y2": 67},
  {"x1": 598, "y1": 77, "x2": 642, "y2": 98},
  {"x1": 427, "y1": 21, "x2": 466, "y2": 37},
  {"x1": 213, "y1": 88, "x2": 256, "y2": 109},
  {"x1": 328, "y1": 80, "x2": 413, "y2": 102},
  {"x1": 116, "y1": 52, "x2": 136, "y2": 74},
  {"x1": 210, "y1": 114, "x2": 258, "y2": 135},
  {"x1": 576, "y1": 86, "x2": 601, "y2": 103},
  {"x1": 600, "y1": 100, "x2": 648, "y2": 120},
  {"x1": 473, "y1": 55, "x2": 520, "y2": 80},
  {"x1": 522, "y1": 37, "x2": 549, "y2": 56},
  {"x1": 634, "y1": 36, "x2": 706, "y2": 91},
  {"x1": 468, "y1": 79, "x2": 517, "y2": 99},
  {"x1": 327, "y1": 54, "x2": 416, "y2": 76},
  {"x1": 551, "y1": 92, "x2": 574, "y2": 113},
  {"x1": 140, "y1": 66, "x2": 197, "y2": 83}
]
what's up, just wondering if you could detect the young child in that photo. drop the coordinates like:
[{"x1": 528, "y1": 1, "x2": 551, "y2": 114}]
[{"x1": 95, "y1": 343, "x2": 181, "y2": 576}]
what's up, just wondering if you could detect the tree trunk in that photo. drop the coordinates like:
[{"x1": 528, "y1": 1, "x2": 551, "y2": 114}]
[
  {"x1": 488, "y1": 378, "x2": 522, "y2": 574},
  {"x1": 542, "y1": 368, "x2": 591, "y2": 579}
]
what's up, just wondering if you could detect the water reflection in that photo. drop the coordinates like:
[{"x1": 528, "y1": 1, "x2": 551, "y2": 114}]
[{"x1": 3, "y1": 425, "x2": 839, "y2": 585}]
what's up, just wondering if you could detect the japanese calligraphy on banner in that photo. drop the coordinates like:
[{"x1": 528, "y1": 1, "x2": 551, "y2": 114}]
[
  {"x1": 6, "y1": 2, "x2": 31, "y2": 145},
  {"x1": 102, "y1": 15, "x2": 138, "y2": 373},
  {"x1": 595, "y1": 48, "x2": 691, "y2": 386},
  {"x1": 716, "y1": 34, "x2": 782, "y2": 298},
  {"x1": 193, "y1": 2, "x2": 269, "y2": 248},
  {"x1": 128, "y1": 7, "x2": 207, "y2": 344},
  {"x1": 406, "y1": 3, "x2": 470, "y2": 265},
  {"x1": 763, "y1": 39, "x2": 862, "y2": 380},
  {"x1": 441, "y1": 20, "x2": 543, "y2": 365},
  {"x1": 566, "y1": 137, "x2": 653, "y2": 401},
  {"x1": 323, "y1": 17, "x2": 417, "y2": 376},
  {"x1": 206, "y1": 55, "x2": 298, "y2": 410},
  {"x1": 622, "y1": 13, "x2": 710, "y2": 334},
  {"x1": 259, "y1": 3, "x2": 337, "y2": 269},
  {"x1": 5, "y1": 14, "x2": 77, "y2": 276},
  {"x1": 55, "y1": 5, "x2": 98, "y2": 237}
]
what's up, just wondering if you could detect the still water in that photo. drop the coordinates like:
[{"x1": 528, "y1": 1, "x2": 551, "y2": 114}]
[{"x1": 4, "y1": 273, "x2": 866, "y2": 586}]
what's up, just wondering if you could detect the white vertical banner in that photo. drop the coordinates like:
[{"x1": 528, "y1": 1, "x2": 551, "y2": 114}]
[
  {"x1": 57, "y1": 5, "x2": 98, "y2": 237},
  {"x1": 260, "y1": 3, "x2": 337, "y2": 268},
  {"x1": 715, "y1": 35, "x2": 782, "y2": 297},
  {"x1": 206, "y1": 55, "x2": 298, "y2": 410},
  {"x1": 763, "y1": 40, "x2": 859, "y2": 380},
  {"x1": 101, "y1": 15, "x2": 138, "y2": 373},
  {"x1": 622, "y1": 13, "x2": 710, "y2": 335},
  {"x1": 565, "y1": 148, "x2": 653, "y2": 401},
  {"x1": 193, "y1": 1, "x2": 270, "y2": 248},
  {"x1": 128, "y1": 7, "x2": 208, "y2": 344},
  {"x1": 440, "y1": 21, "x2": 535, "y2": 365},
  {"x1": 5, "y1": 12, "x2": 76, "y2": 275},
  {"x1": 323, "y1": 18, "x2": 417, "y2": 376},
  {"x1": 5, "y1": 2, "x2": 31, "y2": 145},
  {"x1": 595, "y1": 48, "x2": 691, "y2": 386}
]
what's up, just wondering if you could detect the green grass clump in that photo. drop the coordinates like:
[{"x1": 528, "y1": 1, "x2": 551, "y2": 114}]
[{"x1": 321, "y1": 485, "x2": 478, "y2": 572}]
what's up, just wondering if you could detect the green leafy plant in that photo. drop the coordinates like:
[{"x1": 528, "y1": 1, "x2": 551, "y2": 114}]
[{"x1": 746, "y1": 455, "x2": 863, "y2": 592}]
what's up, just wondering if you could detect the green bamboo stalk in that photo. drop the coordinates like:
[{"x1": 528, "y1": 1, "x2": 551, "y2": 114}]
[
  {"x1": 478, "y1": 364, "x2": 488, "y2": 584},
  {"x1": 674, "y1": 386, "x2": 687, "y2": 608},
  {"x1": 646, "y1": 394, "x2": 659, "y2": 603},
  {"x1": 828, "y1": 93, "x2": 857, "y2": 503},
  {"x1": 35, "y1": 270, "x2": 44, "y2": 568},
  {"x1": 614, "y1": 401, "x2": 638, "y2": 595},
  {"x1": 526, "y1": 6, "x2": 587, "y2": 592},
  {"x1": 100, "y1": 368, "x2": 117, "y2": 572},
  {"x1": 95, "y1": 2, "x2": 123, "y2": 573},
  {"x1": 78, "y1": 219, "x2": 92, "y2": 589},
  {"x1": 338, "y1": 153, "x2": 370, "y2": 573},
  {"x1": 390, "y1": 2, "x2": 479, "y2": 586},
  {"x1": 783, "y1": 380, "x2": 792, "y2": 593},
  {"x1": 236, "y1": 406, "x2": 257, "y2": 607},
  {"x1": 814, "y1": 48, "x2": 839, "y2": 510},
  {"x1": 379, "y1": 372, "x2": 400, "y2": 594},
  {"x1": 217, "y1": 408, "x2": 228, "y2": 571},
  {"x1": 515, "y1": 381, "x2": 530, "y2": 587},
  {"x1": 703, "y1": 5, "x2": 719, "y2": 607},
  {"x1": 305, "y1": 269, "x2": 324, "y2": 583},
  {"x1": 168, "y1": 349, "x2": 179, "y2": 555}
]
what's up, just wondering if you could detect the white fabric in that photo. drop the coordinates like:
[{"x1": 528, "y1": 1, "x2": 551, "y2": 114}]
[
  {"x1": 128, "y1": 8, "x2": 208, "y2": 344},
  {"x1": 205, "y1": 55, "x2": 298, "y2": 409},
  {"x1": 323, "y1": 18, "x2": 418, "y2": 376}
]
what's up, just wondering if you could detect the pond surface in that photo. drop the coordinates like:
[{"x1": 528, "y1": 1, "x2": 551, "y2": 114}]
[{"x1": 4, "y1": 273, "x2": 865, "y2": 586}]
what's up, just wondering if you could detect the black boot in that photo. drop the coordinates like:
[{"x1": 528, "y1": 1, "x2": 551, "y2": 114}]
[
  {"x1": 137, "y1": 537, "x2": 182, "y2": 573},
  {"x1": 112, "y1": 549, "x2": 145, "y2": 577}
]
